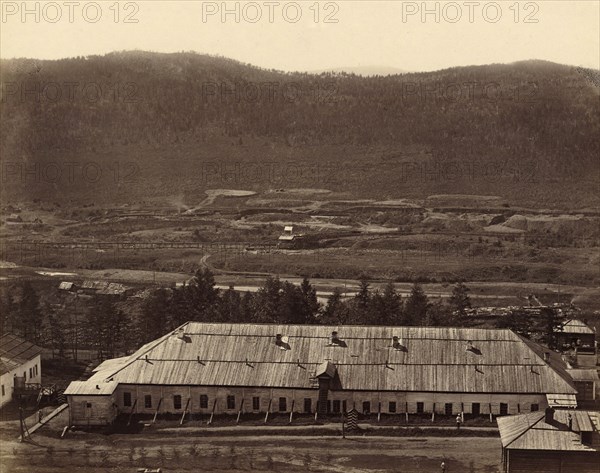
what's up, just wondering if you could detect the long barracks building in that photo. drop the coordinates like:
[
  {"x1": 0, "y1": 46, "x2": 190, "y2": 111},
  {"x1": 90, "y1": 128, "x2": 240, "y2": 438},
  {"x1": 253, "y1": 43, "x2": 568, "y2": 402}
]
[{"x1": 64, "y1": 323, "x2": 579, "y2": 426}]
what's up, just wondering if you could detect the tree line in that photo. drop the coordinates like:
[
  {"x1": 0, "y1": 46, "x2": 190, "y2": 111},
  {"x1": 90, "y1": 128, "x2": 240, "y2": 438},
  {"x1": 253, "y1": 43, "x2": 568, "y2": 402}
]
[
  {"x1": 0, "y1": 270, "x2": 474, "y2": 359},
  {"x1": 135, "y1": 269, "x2": 473, "y2": 345},
  {"x1": 0, "y1": 281, "x2": 131, "y2": 360}
]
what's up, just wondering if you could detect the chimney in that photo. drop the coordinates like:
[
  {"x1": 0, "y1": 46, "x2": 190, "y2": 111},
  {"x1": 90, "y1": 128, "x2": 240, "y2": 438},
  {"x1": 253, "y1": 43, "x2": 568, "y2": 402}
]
[
  {"x1": 543, "y1": 352, "x2": 550, "y2": 363},
  {"x1": 392, "y1": 336, "x2": 404, "y2": 350},
  {"x1": 545, "y1": 407, "x2": 554, "y2": 424},
  {"x1": 275, "y1": 333, "x2": 283, "y2": 346},
  {"x1": 568, "y1": 413, "x2": 573, "y2": 431},
  {"x1": 331, "y1": 331, "x2": 339, "y2": 344}
]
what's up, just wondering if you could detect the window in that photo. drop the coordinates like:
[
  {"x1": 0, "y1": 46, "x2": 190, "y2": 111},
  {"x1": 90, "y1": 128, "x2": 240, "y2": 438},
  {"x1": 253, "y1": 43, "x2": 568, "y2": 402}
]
[
  {"x1": 252, "y1": 396, "x2": 260, "y2": 411},
  {"x1": 35, "y1": 364, "x2": 38, "y2": 376},
  {"x1": 499, "y1": 403, "x2": 508, "y2": 416},
  {"x1": 29, "y1": 368, "x2": 32, "y2": 378},
  {"x1": 445, "y1": 403, "x2": 453, "y2": 415},
  {"x1": 144, "y1": 395, "x2": 152, "y2": 409},
  {"x1": 1, "y1": 385, "x2": 4, "y2": 396},
  {"x1": 342, "y1": 400, "x2": 347, "y2": 413},
  {"x1": 303, "y1": 398, "x2": 312, "y2": 413},
  {"x1": 389, "y1": 402, "x2": 397, "y2": 413},
  {"x1": 173, "y1": 395, "x2": 182, "y2": 410},
  {"x1": 279, "y1": 397, "x2": 287, "y2": 412},
  {"x1": 226, "y1": 395, "x2": 235, "y2": 410},
  {"x1": 472, "y1": 403, "x2": 480, "y2": 415},
  {"x1": 23, "y1": 371, "x2": 26, "y2": 380},
  {"x1": 123, "y1": 392, "x2": 132, "y2": 407},
  {"x1": 332, "y1": 400, "x2": 341, "y2": 413},
  {"x1": 362, "y1": 401, "x2": 371, "y2": 414},
  {"x1": 416, "y1": 402, "x2": 424, "y2": 414},
  {"x1": 86, "y1": 402, "x2": 92, "y2": 408},
  {"x1": 530, "y1": 403, "x2": 539, "y2": 412},
  {"x1": 200, "y1": 394, "x2": 209, "y2": 409}
]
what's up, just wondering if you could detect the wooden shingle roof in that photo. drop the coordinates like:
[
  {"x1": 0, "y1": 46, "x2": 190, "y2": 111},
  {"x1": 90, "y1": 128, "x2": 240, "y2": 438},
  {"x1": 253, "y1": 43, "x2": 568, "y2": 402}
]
[
  {"x1": 0, "y1": 334, "x2": 42, "y2": 375},
  {"x1": 64, "y1": 379, "x2": 118, "y2": 396},
  {"x1": 91, "y1": 323, "x2": 577, "y2": 395},
  {"x1": 498, "y1": 410, "x2": 600, "y2": 451},
  {"x1": 560, "y1": 319, "x2": 595, "y2": 335},
  {"x1": 567, "y1": 369, "x2": 600, "y2": 383}
]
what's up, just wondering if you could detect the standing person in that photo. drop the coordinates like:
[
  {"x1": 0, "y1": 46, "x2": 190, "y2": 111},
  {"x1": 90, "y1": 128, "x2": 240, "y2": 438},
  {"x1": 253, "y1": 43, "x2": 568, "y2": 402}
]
[
  {"x1": 456, "y1": 414, "x2": 462, "y2": 429},
  {"x1": 441, "y1": 461, "x2": 447, "y2": 472}
]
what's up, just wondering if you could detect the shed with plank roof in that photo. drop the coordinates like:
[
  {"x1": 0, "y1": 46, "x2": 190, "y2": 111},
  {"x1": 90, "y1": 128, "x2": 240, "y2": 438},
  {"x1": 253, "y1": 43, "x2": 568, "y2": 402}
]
[{"x1": 498, "y1": 409, "x2": 600, "y2": 472}]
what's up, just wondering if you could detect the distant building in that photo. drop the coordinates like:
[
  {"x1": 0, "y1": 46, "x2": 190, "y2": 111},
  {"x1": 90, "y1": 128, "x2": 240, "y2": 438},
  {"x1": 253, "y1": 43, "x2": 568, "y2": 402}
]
[
  {"x1": 5, "y1": 214, "x2": 23, "y2": 224},
  {"x1": 65, "y1": 324, "x2": 578, "y2": 427},
  {"x1": 556, "y1": 319, "x2": 596, "y2": 353},
  {"x1": 566, "y1": 369, "x2": 599, "y2": 407},
  {"x1": 80, "y1": 280, "x2": 132, "y2": 296},
  {"x1": 278, "y1": 225, "x2": 304, "y2": 249},
  {"x1": 278, "y1": 225, "x2": 295, "y2": 242},
  {"x1": 58, "y1": 281, "x2": 75, "y2": 291},
  {"x1": 498, "y1": 408, "x2": 600, "y2": 472},
  {"x1": 0, "y1": 334, "x2": 42, "y2": 408},
  {"x1": 555, "y1": 319, "x2": 597, "y2": 368}
]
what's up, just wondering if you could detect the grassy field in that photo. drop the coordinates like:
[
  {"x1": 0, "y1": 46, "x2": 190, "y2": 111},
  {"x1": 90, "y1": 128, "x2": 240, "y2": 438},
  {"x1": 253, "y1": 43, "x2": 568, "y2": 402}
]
[
  {"x1": 213, "y1": 245, "x2": 599, "y2": 286},
  {"x1": 2, "y1": 191, "x2": 598, "y2": 315}
]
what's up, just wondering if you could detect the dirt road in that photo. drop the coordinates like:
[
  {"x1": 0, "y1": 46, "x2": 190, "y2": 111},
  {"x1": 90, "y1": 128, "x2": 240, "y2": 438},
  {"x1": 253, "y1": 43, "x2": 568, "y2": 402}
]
[{"x1": 1, "y1": 433, "x2": 502, "y2": 473}]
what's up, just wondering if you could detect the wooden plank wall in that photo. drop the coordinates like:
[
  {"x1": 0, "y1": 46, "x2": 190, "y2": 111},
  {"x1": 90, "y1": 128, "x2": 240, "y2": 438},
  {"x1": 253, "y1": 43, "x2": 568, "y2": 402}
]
[
  {"x1": 111, "y1": 385, "x2": 548, "y2": 416},
  {"x1": 508, "y1": 450, "x2": 600, "y2": 473},
  {"x1": 67, "y1": 394, "x2": 116, "y2": 426}
]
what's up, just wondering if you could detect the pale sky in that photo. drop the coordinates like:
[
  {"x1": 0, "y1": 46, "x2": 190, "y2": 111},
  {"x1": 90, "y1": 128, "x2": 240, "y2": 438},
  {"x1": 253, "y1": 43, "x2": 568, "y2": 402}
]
[{"x1": 1, "y1": 0, "x2": 598, "y2": 72}]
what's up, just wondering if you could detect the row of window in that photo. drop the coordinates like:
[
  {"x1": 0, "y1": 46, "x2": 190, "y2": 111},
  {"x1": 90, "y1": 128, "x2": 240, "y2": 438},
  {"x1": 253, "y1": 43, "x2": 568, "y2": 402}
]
[
  {"x1": 2, "y1": 364, "x2": 40, "y2": 397},
  {"x1": 124, "y1": 393, "x2": 279, "y2": 411},
  {"x1": 411, "y1": 402, "x2": 538, "y2": 415},
  {"x1": 18, "y1": 363, "x2": 39, "y2": 382},
  {"x1": 122, "y1": 393, "x2": 539, "y2": 415}
]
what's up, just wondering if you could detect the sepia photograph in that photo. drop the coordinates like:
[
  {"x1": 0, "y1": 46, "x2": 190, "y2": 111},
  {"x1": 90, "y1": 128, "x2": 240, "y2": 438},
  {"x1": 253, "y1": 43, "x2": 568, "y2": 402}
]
[{"x1": 0, "y1": 1, "x2": 599, "y2": 471}]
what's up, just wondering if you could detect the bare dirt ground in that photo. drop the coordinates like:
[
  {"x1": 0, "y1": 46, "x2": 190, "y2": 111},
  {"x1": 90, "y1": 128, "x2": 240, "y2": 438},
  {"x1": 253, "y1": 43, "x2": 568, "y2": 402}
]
[
  {"x1": 0, "y1": 408, "x2": 502, "y2": 473},
  {"x1": 1, "y1": 426, "x2": 503, "y2": 473}
]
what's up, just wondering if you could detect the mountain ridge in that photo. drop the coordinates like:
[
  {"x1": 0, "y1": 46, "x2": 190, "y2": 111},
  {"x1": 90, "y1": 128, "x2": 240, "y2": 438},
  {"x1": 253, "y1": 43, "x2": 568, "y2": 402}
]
[{"x1": 1, "y1": 51, "x2": 598, "y2": 208}]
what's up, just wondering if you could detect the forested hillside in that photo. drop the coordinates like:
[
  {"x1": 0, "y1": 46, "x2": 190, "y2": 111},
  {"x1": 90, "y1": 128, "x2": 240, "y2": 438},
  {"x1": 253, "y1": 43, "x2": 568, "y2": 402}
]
[{"x1": 1, "y1": 51, "x2": 598, "y2": 207}]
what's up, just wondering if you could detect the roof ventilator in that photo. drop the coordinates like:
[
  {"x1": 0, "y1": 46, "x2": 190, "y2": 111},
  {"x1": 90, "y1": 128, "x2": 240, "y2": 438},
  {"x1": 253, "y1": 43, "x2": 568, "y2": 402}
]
[
  {"x1": 329, "y1": 331, "x2": 347, "y2": 347},
  {"x1": 275, "y1": 333, "x2": 290, "y2": 350},
  {"x1": 392, "y1": 336, "x2": 407, "y2": 351},
  {"x1": 465, "y1": 340, "x2": 482, "y2": 355}
]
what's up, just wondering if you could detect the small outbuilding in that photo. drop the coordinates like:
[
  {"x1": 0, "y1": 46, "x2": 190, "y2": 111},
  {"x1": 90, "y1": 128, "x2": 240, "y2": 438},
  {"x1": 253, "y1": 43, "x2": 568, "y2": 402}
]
[
  {"x1": 63, "y1": 377, "x2": 118, "y2": 426},
  {"x1": 498, "y1": 408, "x2": 600, "y2": 472},
  {"x1": 555, "y1": 319, "x2": 597, "y2": 368}
]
